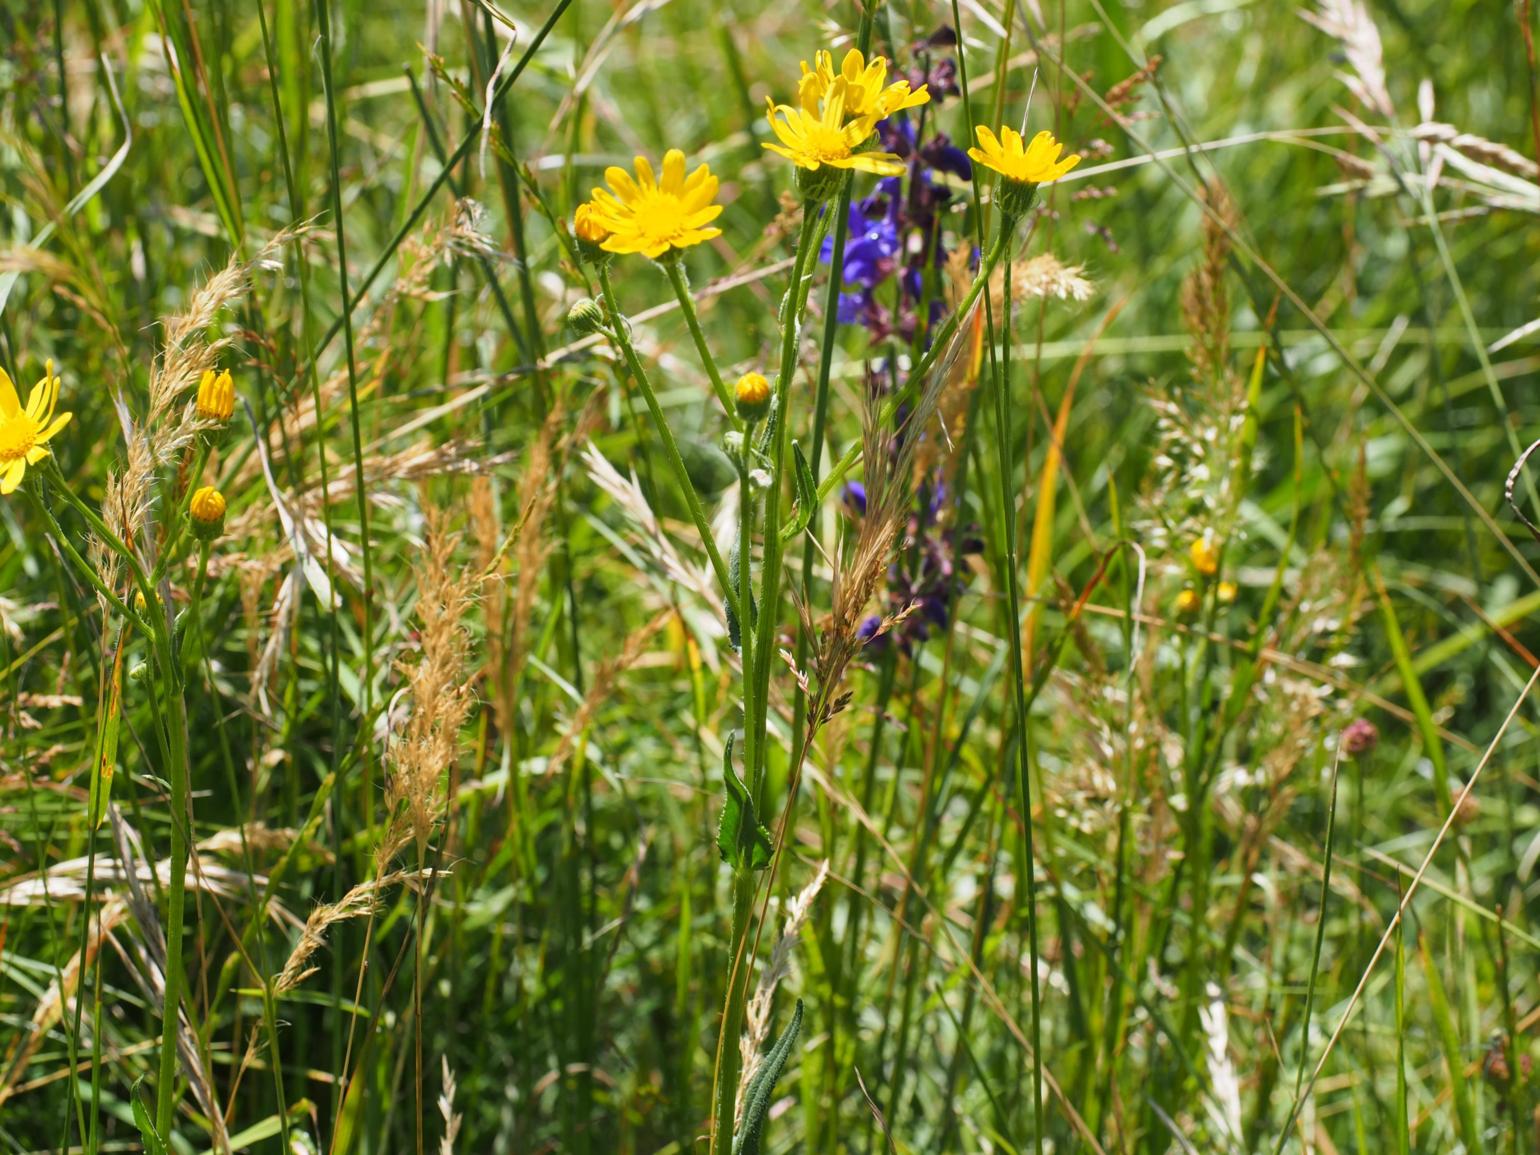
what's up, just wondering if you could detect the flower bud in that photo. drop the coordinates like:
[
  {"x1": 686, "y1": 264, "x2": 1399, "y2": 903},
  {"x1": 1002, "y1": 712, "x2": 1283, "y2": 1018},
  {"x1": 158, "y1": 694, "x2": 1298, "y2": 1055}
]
[
  {"x1": 1341, "y1": 718, "x2": 1378, "y2": 758},
  {"x1": 1174, "y1": 588, "x2": 1201, "y2": 617},
  {"x1": 573, "y1": 204, "x2": 611, "y2": 265},
  {"x1": 997, "y1": 177, "x2": 1041, "y2": 222},
  {"x1": 195, "y1": 368, "x2": 235, "y2": 424},
  {"x1": 1216, "y1": 580, "x2": 1237, "y2": 605},
  {"x1": 1189, "y1": 532, "x2": 1220, "y2": 577},
  {"x1": 567, "y1": 297, "x2": 606, "y2": 336},
  {"x1": 734, "y1": 372, "x2": 771, "y2": 422},
  {"x1": 189, "y1": 485, "x2": 226, "y2": 541},
  {"x1": 795, "y1": 164, "x2": 848, "y2": 204}
]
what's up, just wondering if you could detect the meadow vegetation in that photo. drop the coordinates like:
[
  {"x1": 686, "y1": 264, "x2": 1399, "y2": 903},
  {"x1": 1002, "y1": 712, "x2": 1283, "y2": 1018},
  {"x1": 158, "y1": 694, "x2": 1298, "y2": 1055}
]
[{"x1": 3, "y1": 1, "x2": 1540, "y2": 1152}]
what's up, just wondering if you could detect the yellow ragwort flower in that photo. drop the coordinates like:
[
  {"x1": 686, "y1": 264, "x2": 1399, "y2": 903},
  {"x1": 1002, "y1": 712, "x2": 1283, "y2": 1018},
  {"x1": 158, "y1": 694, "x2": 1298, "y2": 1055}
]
[
  {"x1": 195, "y1": 367, "x2": 235, "y2": 423},
  {"x1": 969, "y1": 126, "x2": 1081, "y2": 187},
  {"x1": 0, "y1": 361, "x2": 71, "y2": 495},
  {"x1": 796, "y1": 49, "x2": 929, "y2": 122},
  {"x1": 764, "y1": 79, "x2": 904, "y2": 177},
  {"x1": 583, "y1": 150, "x2": 723, "y2": 260}
]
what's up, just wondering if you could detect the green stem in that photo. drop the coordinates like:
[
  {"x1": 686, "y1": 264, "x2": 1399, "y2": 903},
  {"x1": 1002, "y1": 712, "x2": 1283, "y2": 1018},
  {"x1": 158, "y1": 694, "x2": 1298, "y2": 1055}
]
[
  {"x1": 736, "y1": 455, "x2": 758, "y2": 856},
  {"x1": 712, "y1": 865, "x2": 757, "y2": 1155},
  {"x1": 663, "y1": 258, "x2": 739, "y2": 426},
  {"x1": 711, "y1": 203, "x2": 822, "y2": 1155},
  {"x1": 745, "y1": 208, "x2": 822, "y2": 791},
  {"x1": 987, "y1": 219, "x2": 1045, "y2": 1147},
  {"x1": 596, "y1": 265, "x2": 740, "y2": 625},
  {"x1": 150, "y1": 440, "x2": 213, "y2": 586},
  {"x1": 151, "y1": 613, "x2": 193, "y2": 1139},
  {"x1": 40, "y1": 463, "x2": 195, "y2": 1138}
]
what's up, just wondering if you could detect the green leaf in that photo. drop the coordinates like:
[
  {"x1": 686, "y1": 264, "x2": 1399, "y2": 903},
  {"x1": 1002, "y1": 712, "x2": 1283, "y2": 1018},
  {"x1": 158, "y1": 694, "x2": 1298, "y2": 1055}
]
[
  {"x1": 733, "y1": 999, "x2": 804, "y2": 1155},
  {"x1": 716, "y1": 733, "x2": 772, "y2": 871},
  {"x1": 725, "y1": 531, "x2": 755, "y2": 652},
  {"x1": 131, "y1": 1076, "x2": 168, "y2": 1155},
  {"x1": 780, "y1": 441, "x2": 818, "y2": 542},
  {"x1": 681, "y1": 438, "x2": 738, "y2": 498}
]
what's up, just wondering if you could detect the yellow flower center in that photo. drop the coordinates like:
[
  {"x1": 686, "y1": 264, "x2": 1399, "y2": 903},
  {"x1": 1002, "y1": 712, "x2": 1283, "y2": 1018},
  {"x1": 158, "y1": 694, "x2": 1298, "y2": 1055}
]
[
  {"x1": 0, "y1": 414, "x2": 39, "y2": 462},
  {"x1": 798, "y1": 122, "x2": 854, "y2": 164},
  {"x1": 629, "y1": 190, "x2": 691, "y2": 249}
]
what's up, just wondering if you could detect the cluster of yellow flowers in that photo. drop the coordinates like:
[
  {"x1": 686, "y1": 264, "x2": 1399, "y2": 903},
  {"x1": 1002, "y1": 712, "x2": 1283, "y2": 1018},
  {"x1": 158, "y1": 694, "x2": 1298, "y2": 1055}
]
[
  {"x1": 571, "y1": 47, "x2": 1081, "y2": 261},
  {"x1": 1, "y1": 359, "x2": 234, "y2": 544}
]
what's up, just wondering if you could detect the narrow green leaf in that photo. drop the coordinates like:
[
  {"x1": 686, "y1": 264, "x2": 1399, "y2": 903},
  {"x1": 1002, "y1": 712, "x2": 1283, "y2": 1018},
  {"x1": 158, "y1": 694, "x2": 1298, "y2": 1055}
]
[
  {"x1": 780, "y1": 441, "x2": 818, "y2": 542},
  {"x1": 88, "y1": 628, "x2": 126, "y2": 830},
  {"x1": 1419, "y1": 935, "x2": 1479, "y2": 1154},
  {"x1": 734, "y1": 998, "x2": 804, "y2": 1155},
  {"x1": 131, "y1": 1076, "x2": 168, "y2": 1155}
]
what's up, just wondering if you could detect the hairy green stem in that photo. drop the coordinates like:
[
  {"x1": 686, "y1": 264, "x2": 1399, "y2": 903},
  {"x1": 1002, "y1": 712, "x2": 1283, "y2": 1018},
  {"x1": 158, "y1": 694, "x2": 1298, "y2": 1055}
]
[
  {"x1": 712, "y1": 865, "x2": 757, "y2": 1155},
  {"x1": 711, "y1": 203, "x2": 822, "y2": 1155},
  {"x1": 664, "y1": 258, "x2": 739, "y2": 426}
]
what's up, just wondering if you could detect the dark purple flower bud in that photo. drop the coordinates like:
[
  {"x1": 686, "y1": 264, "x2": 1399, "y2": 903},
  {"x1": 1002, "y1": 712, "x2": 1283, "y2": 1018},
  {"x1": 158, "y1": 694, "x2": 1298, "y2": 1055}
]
[
  {"x1": 926, "y1": 57, "x2": 960, "y2": 100},
  {"x1": 921, "y1": 134, "x2": 973, "y2": 181},
  {"x1": 843, "y1": 481, "x2": 868, "y2": 516}
]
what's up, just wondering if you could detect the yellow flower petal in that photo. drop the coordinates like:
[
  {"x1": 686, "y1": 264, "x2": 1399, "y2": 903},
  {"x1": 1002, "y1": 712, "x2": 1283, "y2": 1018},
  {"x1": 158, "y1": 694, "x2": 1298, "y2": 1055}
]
[
  {"x1": 0, "y1": 458, "x2": 24, "y2": 494},
  {"x1": 661, "y1": 149, "x2": 686, "y2": 193},
  {"x1": 0, "y1": 369, "x2": 18, "y2": 418},
  {"x1": 38, "y1": 411, "x2": 72, "y2": 442}
]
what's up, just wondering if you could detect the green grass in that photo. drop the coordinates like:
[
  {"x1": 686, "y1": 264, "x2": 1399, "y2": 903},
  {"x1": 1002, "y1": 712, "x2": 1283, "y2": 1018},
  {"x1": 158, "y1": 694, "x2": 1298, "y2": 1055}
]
[{"x1": 3, "y1": 0, "x2": 1540, "y2": 1152}]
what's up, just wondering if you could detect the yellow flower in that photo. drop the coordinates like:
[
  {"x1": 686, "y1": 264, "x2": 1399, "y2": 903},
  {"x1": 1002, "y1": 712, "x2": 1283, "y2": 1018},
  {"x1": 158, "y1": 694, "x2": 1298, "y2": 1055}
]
[
  {"x1": 196, "y1": 367, "x2": 235, "y2": 423},
  {"x1": 0, "y1": 361, "x2": 71, "y2": 495},
  {"x1": 1217, "y1": 579, "x2": 1238, "y2": 605},
  {"x1": 584, "y1": 150, "x2": 724, "y2": 260},
  {"x1": 969, "y1": 126, "x2": 1081, "y2": 187},
  {"x1": 1189, "y1": 532, "x2": 1220, "y2": 577},
  {"x1": 764, "y1": 79, "x2": 904, "y2": 177},
  {"x1": 189, "y1": 485, "x2": 227, "y2": 540},
  {"x1": 796, "y1": 49, "x2": 929, "y2": 121},
  {"x1": 1174, "y1": 588, "x2": 1201, "y2": 617}
]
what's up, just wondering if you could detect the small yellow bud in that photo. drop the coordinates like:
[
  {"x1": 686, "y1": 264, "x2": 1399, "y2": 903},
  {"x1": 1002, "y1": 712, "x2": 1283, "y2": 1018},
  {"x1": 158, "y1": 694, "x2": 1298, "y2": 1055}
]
[
  {"x1": 734, "y1": 372, "x2": 772, "y2": 422},
  {"x1": 1217, "y1": 580, "x2": 1238, "y2": 605},
  {"x1": 1174, "y1": 588, "x2": 1201, "y2": 617},
  {"x1": 1189, "y1": 532, "x2": 1220, "y2": 577},
  {"x1": 189, "y1": 485, "x2": 227, "y2": 541},
  {"x1": 195, "y1": 368, "x2": 235, "y2": 424},
  {"x1": 574, "y1": 204, "x2": 608, "y2": 244},
  {"x1": 573, "y1": 203, "x2": 611, "y2": 264}
]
